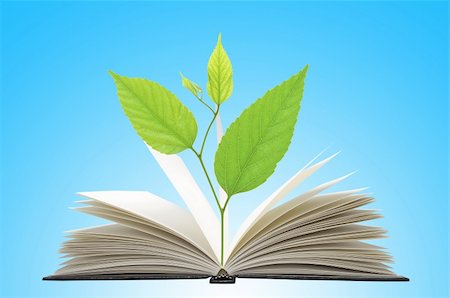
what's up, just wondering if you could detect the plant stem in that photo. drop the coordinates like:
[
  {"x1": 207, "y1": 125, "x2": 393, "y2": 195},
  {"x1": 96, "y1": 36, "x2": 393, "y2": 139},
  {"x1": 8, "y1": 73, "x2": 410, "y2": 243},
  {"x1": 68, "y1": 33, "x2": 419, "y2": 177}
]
[
  {"x1": 219, "y1": 195, "x2": 232, "y2": 266},
  {"x1": 191, "y1": 147, "x2": 226, "y2": 266},
  {"x1": 191, "y1": 104, "x2": 230, "y2": 266},
  {"x1": 222, "y1": 195, "x2": 231, "y2": 211},
  {"x1": 194, "y1": 94, "x2": 215, "y2": 114},
  {"x1": 199, "y1": 105, "x2": 220, "y2": 156},
  {"x1": 191, "y1": 147, "x2": 221, "y2": 211},
  {"x1": 220, "y1": 208, "x2": 225, "y2": 266}
]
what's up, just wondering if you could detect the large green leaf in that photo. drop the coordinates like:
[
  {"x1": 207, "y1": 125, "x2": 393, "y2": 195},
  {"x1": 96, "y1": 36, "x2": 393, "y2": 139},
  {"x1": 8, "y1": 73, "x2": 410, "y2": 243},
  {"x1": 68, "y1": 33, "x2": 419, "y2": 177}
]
[
  {"x1": 207, "y1": 33, "x2": 233, "y2": 104},
  {"x1": 214, "y1": 66, "x2": 308, "y2": 197},
  {"x1": 110, "y1": 71, "x2": 198, "y2": 154}
]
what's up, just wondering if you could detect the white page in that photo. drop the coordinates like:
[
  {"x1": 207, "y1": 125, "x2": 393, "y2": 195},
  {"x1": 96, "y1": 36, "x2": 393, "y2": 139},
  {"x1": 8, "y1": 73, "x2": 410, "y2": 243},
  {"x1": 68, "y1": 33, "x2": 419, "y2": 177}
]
[
  {"x1": 226, "y1": 151, "x2": 339, "y2": 262},
  {"x1": 228, "y1": 173, "x2": 357, "y2": 260},
  {"x1": 77, "y1": 191, "x2": 217, "y2": 261},
  {"x1": 263, "y1": 175, "x2": 361, "y2": 226},
  {"x1": 63, "y1": 223, "x2": 219, "y2": 272},
  {"x1": 146, "y1": 145, "x2": 220, "y2": 260}
]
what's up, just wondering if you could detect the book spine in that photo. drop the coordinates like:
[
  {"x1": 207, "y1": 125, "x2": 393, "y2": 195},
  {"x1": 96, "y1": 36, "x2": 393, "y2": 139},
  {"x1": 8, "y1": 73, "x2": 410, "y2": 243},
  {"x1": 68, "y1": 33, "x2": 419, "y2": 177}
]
[{"x1": 209, "y1": 269, "x2": 235, "y2": 284}]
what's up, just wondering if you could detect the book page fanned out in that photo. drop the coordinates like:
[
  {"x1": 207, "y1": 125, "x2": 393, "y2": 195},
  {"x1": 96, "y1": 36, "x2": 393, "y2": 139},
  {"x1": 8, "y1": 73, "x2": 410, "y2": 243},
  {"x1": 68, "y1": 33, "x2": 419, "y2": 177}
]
[
  {"x1": 227, "y1": 151, "x2": 339, "y2": 262},
  {"x1": 76, "y1": 191, "x2": 217, "y2": 260},
  {"x1": 227, "y1": 172, "x2": 360, "y2": 259},
  {"x1": 147, "y1": 145, "x2": 220, "y2": 261}
]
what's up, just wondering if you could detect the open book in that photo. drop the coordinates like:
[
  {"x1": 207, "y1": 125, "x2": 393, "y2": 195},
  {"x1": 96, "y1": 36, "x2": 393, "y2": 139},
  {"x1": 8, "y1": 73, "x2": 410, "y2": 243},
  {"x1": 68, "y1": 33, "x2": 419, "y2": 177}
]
[{"x1": 44, "y1": 144, "x2": 408, "y2": 283}]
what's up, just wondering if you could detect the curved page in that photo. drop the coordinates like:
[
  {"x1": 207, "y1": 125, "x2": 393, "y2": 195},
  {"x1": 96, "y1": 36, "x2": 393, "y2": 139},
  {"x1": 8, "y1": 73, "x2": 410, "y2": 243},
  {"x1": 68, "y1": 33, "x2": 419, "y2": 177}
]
[
  {"x1": 227, "y1": 151, "x2": 339, "y2": 262},
  {"x1": 78, "y1": 191, "x2": 217, "y2": 262},
  {"x1": 147, "y1": 146, "x2": 220, "y2": 260}
]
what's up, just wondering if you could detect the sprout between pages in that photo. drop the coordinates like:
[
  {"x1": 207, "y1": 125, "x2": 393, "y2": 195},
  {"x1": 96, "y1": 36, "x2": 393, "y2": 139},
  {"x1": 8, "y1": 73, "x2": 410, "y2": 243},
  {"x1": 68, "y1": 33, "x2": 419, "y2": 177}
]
[{"x1": 109, "y1": 34, "x2": 308, "y2": 266}]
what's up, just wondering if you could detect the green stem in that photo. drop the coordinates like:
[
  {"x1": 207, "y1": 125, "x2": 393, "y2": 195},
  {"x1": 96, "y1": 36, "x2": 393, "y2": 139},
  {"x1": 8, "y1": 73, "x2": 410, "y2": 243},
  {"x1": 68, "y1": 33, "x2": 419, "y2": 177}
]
[
  {"x1": 191, "y1": 104, "x2": 229, "y2": 266},
  {"x1": 222, "y1": 195, "x2": 231, "y2": 211},
  {"x1": 195, "y1": 94, "x2": 215, "y2": 114},
  {"x1": 199, "y1": 105, "x2": 220, "y2": 156},
  {"x1": 220, "y1": 208, "x2": 225, "y2": 266},
  {"x1": 190, "y1": 148, "x2": 221, "y2": 212},
  {"x1": 219, "y1": 195, "x2": 232, "y2": 266}
]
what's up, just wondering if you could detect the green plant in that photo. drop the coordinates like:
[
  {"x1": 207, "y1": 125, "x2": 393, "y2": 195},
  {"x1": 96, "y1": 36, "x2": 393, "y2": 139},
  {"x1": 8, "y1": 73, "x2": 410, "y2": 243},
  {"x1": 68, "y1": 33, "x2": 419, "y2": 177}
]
[{"x1": 110, "y1": 34, "x2": 308, "y2": 266}]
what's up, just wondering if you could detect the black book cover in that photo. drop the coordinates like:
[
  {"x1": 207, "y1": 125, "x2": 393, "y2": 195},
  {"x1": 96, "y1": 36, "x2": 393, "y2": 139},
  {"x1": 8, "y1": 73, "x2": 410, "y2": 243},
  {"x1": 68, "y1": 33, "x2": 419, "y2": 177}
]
[{"x1": 44, "y1": 269, "x2": 409, "y2": 284}]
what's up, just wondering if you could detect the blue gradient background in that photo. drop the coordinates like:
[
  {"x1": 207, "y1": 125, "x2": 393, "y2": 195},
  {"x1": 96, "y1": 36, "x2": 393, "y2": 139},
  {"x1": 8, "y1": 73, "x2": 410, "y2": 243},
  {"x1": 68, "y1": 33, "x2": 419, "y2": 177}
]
[{"x1": 1, "y1": 1, "x2": 448, "y2": 297}]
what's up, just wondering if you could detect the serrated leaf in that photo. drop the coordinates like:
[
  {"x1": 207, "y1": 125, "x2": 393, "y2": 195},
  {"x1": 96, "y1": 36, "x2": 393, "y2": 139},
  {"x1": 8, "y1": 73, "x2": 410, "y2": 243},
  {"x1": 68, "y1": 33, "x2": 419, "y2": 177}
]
[
  {"x1": 207, "y1": 33, "x2": 233, "y2": 104},
  {"x1": 110, "y1": 71, "x2": 198, "y2": 154},
  {"x1": 180, "y1": 72, "x2": 202, "y2": 98},
  {"x1": 214, "y1": 66, "x2": 308, "y2": 197}
]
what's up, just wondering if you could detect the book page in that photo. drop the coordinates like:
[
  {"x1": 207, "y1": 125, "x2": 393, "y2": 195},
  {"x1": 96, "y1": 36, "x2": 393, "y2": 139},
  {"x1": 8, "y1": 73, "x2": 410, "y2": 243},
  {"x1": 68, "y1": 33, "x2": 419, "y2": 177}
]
[
  {"x1": 56, "y1": 223, "x2": 219, "y2": 276},
  {"x1": 73, "y1": 201, "x2": 213, "y2": 258},
  {"x1": 224, "y1": 182, "x2": 394, "y2": 278},
  {"x1": 228, "y1": 175, "x2": 358, "y2": 258},
  {"x1": 227, "y1": 151, "x2": 339, "y2": 262},
  {"x1": 228, "y1": 224, "x2": 391, "y2": 276},
  {"x1": 147, "y1": 146, "x2": 220, "y2": 260},
  {"x1": 77, "y1": 191, "x2": 217, "y2": 261},
  {"x1": 226, "y1": 193, "x2": 375, "y2": 268}
]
